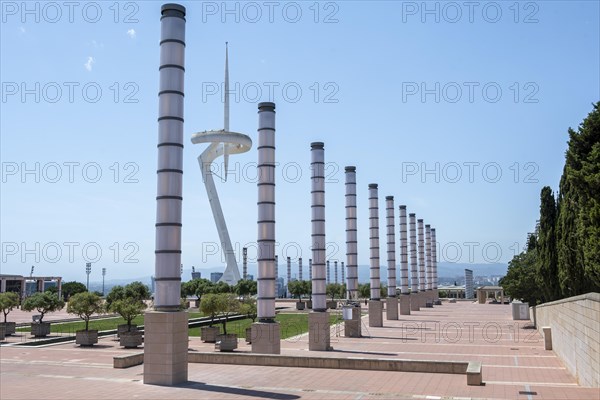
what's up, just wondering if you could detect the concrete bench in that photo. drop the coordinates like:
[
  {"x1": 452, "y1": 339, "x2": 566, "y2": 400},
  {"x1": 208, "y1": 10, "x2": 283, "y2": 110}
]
[
  {"x1": 466, "y1": 361, "x2": 482, "y2": 386},
  {"x1": 113, "y1": 352, "x2": 144, "y2": 369},
  {"x1": 541, "y1": 326, "x2": 552, "y2": 350}
]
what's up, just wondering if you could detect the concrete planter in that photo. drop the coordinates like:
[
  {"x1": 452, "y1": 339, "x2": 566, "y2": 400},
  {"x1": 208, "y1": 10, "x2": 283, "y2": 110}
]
[
  {"x1": 296, "y1": 301, "x2": 306, "y2": 310},
  {"x1": 245, "y1": 327, "x2": 252, "y2": 343},
  {"x1": 201, "y1": 326, "x2": 220, "y2": 343},
  {"x1": 0, "y1": 325, "x2": 5, "y2": 341},
  {"x1": 117, "y1": 324, "x2": 138, "y2": 337},
  {"x1": 306, "y1": 300, "x2": 312, "y2": 309},
  {"x1": 31, "y1": 322, "x2": 51, "y2": 337},
  {"x1": 216, "y1": 334, "x2": 238, "y2": 352},
  {"x1": 327, "y1": 300, "x2": 338, "y2": 309},
  {"x1": 0, "y1": 322, "x2": 16, "y2": 336},
  {"x1": 76, "y1": 330, "x2": 99, "y2": 346},
  {"x1": 120, "y1": 331, "x2": 143, "y2": 348}
]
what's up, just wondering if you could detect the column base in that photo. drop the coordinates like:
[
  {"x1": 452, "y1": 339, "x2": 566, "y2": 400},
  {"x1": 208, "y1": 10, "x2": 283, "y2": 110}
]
[
  {"x1": 251, "y1": 322, "x2": 281, "y2": 354},
  {"x1": 419, "y1": 291, "x2": 427, "y2": 308},
  {"x1": 308, "y1": 311, "x2": 332, "y2": 351},
  {"x1": 368, "y1": 300, "x2": 383, "y2": 327},
  {"x1": 386, "y1": 297, "x2": 398, "y2": 320},
  {"x1": 410, "y1": 293, "x2": 421, "y2": 311},
  {"x1": 399, "y1": 294, "x2": 411, "y2": 315},
  {"x1": 143, "y1": 310, "x2": 188, "y2": 386},
  {"x1": 344, "y1": 306, "x2": 362, "y2": 338}
]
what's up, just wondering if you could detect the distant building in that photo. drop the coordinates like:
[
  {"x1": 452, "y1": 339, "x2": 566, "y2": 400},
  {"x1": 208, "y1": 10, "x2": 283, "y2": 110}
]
[
  {"x1": 276, "y1": 277, "x2": 285, "y2": 297},
  {"x1": 246, "y1": 274, "x2": 254, "y2": 281},
  {"x1": 191, "y1": 271, "x2": 201, "y2": 280},
  {"x1": 0, "y1": 274, "x2": 62, "y2": 300},
  {"x1": 210, "y1": 272, "x2": 223, "y2": 283}
]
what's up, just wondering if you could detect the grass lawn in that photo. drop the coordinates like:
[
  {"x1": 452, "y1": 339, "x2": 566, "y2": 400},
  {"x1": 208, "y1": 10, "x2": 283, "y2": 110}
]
[
  {"x1": 16, "y1": 312, "x2": 204, "y2": 334},
  {"x1": 189, "y1": 312, "x2": 341, "y2": 339}
]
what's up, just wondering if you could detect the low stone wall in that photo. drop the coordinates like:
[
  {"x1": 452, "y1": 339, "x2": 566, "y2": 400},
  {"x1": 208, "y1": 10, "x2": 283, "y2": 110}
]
[{"x1": 533, "y1": 292, "x2": 599, "y2": 387}]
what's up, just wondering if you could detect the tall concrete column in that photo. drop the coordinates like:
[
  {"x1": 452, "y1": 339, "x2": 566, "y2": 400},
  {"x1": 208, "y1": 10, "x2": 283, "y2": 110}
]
[
  {"x1": 309, "y1": 142, "x2": 330, "y2": 350},
  {"x1": 326, "y1": 260, "x2": 330, "y2": 285},
  {"x1": 426, "y1": 224, "x2": 433, "y2": 302},
  {"x1": 431, "y1": 228, "x2": 438, "y2": 299},
  {"x1": 409, "y1": 213, "x2": 420, "y2": 311},
  {"x1": 418, "y1": 219, "x2": 426, "y2": 308},
  {"x1": 308, "y1": 258, "x2": 312, "y2": 281},
  {"x1": 345, "y1": 166, "x2": 358, "y2": 301},
  {"x1": 341, "y1": 262, "x2": 345, "y2": 283},
  {"x1": 144, "y1": 3, "x2": 188, "y2": 386},
  {"x1": 252, "y1": 102, "x2": 280, "y2": 354},
  {"x1": 287, "y1": 256, "x2": 291, "y2": 289},
  {"x1": 298, "y1": 257, "x2": 303, "y2": 281},
  {"x1": 1, "y1": 278, "x2": 6, "y2": 293},
  {"x1": 334, "y1": 261, "x2": 338, "y2": 284},
  {"x1": 275, "y1": 255, "x2": 279, "y2": 281},
  {"x1": 399, "y1": 205, "x2": 410, "y2": 314},
  {"x1": 368, "y1": 183, "x2": 383, "y2": 327},
  {"x1": 57, "y1": 278, "x2": 62, "y2": 300},
  {"x1": 242, "y1": 247, "x2": 248, "y2": 280},
  {"x1": 385, "y1": 196, "x2": 398, "y2": 320}
]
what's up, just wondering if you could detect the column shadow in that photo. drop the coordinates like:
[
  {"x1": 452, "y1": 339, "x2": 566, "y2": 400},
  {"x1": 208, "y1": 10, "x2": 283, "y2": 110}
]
[{"x1": 178, "y1": 381, "x2": 300, "y2": 399}]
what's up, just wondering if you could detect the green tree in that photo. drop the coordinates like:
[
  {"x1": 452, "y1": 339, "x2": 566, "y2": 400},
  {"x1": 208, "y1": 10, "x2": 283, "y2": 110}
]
[
  {"x1": 200, "y1": 293, "x2": 221, "y2": 327},
  {"x1": 110, "y1": 299, "x2": 146, "y2": 332},
  {"x1": 239, "y1": 299, "x2": 257, "y2": 323},
  {"x1": 537, "y1": 186, "x2": 560, "y2": 301},
  {"x1": 500, "y1": 248, "x2": 542, "y2": 305},
  {"x1": 124, "y1": 281, "x2": 151, "y2": 301},
  {"x1": 60, "y1": 281, "x2": 87, "y2": 300},
  {"x1": 288, "y1": 280, "x2": 305, "y2": 301},
  {"x1": 213, "y1": 281, "x2": 231, "y2": 294},
  {"x1": 22, "y1": 292, "x2": 65, "y2": 323},
  {"x1": 0, "y1": 292, "x2": 20, "y2": 323},
  {"x1": 558, "y1": 102, "x2": 600, "y2": 293},
  {"x1": 326, "y1": 283, "x2": 345, "y2": 301},
  {"x1": 215, "y1": 293, "x2": 240, "y2": 335},
  {"x1": 234, "y1": 279, "x2": 257, "y2": 299},
  {"x1": 67, "y1": 292, "x2": 104, "y2": 331},
  {"x1": 106, "y1": 285, "x2": 125, "y2": 309},
  {"x1": 358, "y1": 283, "x2": 370, "y2": 299}
]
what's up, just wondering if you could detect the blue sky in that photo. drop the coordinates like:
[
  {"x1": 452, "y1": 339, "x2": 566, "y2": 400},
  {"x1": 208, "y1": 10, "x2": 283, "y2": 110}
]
[{"x1": 1, "y1": 1, "x2": 599, "y2": 282}]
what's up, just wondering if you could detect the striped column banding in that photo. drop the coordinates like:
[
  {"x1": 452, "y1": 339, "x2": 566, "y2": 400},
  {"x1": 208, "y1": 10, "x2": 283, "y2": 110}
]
[
  {"x1": 299, "y1": 257, "x2": 303, "y2": 281},
  {"x1": 368, "y1": 184, "x2": 381, "y2": 300},
  {"x1": 243, "y1": 247, "x2": 248, "y2": 280},
  {"x1": 426, "y1": 224, "x2": 432, "y2": 291},
  {"x1": 418, "y1": 219, "x2": 425, "y2": 292},
  {"x1": 310, "y1": 142, "x2": 326, "y2": 312},
  {"x1": 341, "y1": 261, "x2": 345, "y2": 284},
  {"x1": 309, "y1": 258, "x2": 313, "y2": 281},
  {"x1": 275, "y1": 255, "x2": 278, "y2": 279},
  {"x1": 154, "y1": 4, "x2": 186, "y2": 311},
  {"x1": 334, "y1": 261, "x2": 338, "y2": 284},
  {"x1": 326, "y1": 260, "x2": 330, "y2": 285},
  {"x1": 399, "y1": 206, "x2": 409, "y2": 294},
  {"x1": 345, "y1": 166, "x2": 358, "y2": 300},
  {"x1": 431, "y1": 228, "x2": 438, "y2": 290},
  {"x1": 287, "y1": 256, "x2": 291, "y2": 285},
  {"x1": 386, "y1": 196, "x2": 397, "y2": 298},
  {"x1": 409, "y1": 213, "x2": 419, "y2": 293},
  {"x1": 256, "y1": 102, "x2": 276, "y2": 322}
]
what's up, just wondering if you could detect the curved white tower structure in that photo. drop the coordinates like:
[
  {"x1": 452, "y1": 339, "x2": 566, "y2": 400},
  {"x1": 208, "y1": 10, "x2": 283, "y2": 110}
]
[{"x1": 191, "y1": 43, "x2": 250, "y2": 286}]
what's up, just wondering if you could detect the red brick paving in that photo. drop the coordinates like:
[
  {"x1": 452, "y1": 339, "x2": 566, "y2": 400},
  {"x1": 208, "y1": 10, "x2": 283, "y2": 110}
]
[{"x1": 1, "y1": 301, "x2": 599, "y2": 399}]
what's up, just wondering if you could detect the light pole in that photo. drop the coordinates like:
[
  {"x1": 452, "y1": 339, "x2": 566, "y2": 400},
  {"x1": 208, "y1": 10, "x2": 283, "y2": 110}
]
[
  {"x1": 102, "y1": 268, "x2": 106, "y2": 296},
  {"x1": 85, "y1": 263, "x2": 91, "y2": 291}
]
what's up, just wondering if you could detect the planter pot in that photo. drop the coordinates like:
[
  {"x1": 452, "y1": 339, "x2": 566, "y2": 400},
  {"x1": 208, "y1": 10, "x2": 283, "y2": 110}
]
[
  {"x1": 306, "y1": 300, "x2": 312, "y2": 309},
  {"x1": 0, "y1": 322, "x2": 16, "y2": 336},
  {"x1": 0, "y1": 325, "x2": 5, "y2": 341},
  {"x1": 327, "y1": 300, "x2": 338, "y2": 309},
  {"x1": 31, "y1": 322, "x2": 51, "y2": 337},
  {"x1": 296, "y1": 301, "x2": 306, "y2": 310},
  {"x1": 76, "y1": 330, "x2": 98, "y2": 346},
  {"x1": 245, "y1": 327, "x2": 252, "y2": 343},
  {"x1": 117, "y1": 324, "x2": 138, "y2": 338},
  {"x1": 120, "y1": 331, "x2": 143, "y2": 348},
  {"x1": 201, "y1": 326, "x2": 220, "y2": 343},
  {"x1": 215, "y1": 334, "x2": 238, "y2": 352}
]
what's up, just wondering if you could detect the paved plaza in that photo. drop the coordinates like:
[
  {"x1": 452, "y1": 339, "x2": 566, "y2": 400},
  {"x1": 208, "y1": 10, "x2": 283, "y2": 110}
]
[{"x1": 1, "y1": 301, "x2": 598, "y2": 399}]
